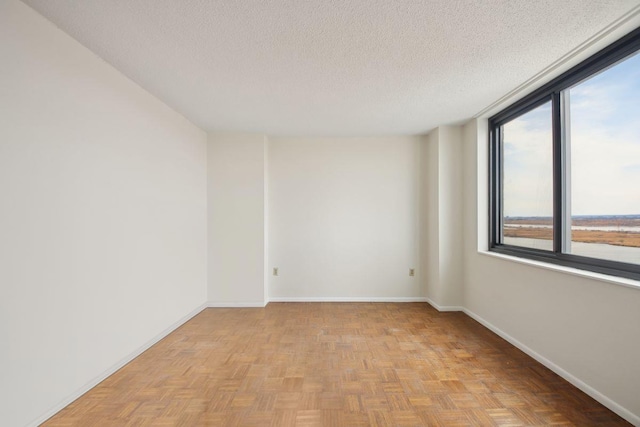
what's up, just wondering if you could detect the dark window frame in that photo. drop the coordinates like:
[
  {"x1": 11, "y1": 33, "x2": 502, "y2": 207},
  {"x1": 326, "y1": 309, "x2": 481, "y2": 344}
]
[{"x1": 489, "y1": 26, "x2": 640, "y2": 281}]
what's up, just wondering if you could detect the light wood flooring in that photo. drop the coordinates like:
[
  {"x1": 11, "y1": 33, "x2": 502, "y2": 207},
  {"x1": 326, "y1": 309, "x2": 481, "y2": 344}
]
[{"x1": 43, "y1": 303, "x2": 630, "y2": 426}]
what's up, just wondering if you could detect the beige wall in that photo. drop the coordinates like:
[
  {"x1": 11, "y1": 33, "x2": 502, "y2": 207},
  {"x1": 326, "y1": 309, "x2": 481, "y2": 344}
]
[
  {"x1": 0, "y1": 2, "x2": 207, "y2": 426},
  {"x1": 207, "y1": 133, "x2": 268, "y2": 306},
  {"x1": 422, "y1": 127, "x2": 464, "y2": 309},
  {"x1": 268, "y1": 136, "x2": 423, "y2": 300}
]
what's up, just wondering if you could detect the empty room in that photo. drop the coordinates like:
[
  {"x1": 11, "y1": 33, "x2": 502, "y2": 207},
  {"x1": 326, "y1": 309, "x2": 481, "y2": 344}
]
[{"x1": 2, "y1": 0, "x2": 640, "y2": 426}]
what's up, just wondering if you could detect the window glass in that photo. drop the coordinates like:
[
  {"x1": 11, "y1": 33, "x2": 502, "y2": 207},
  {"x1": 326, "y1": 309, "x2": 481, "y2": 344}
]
[
  {"x1": 502, "y1": 101, "x2": 554, "y2": 251},
  {"x1": 490, "y1": 29, "x2": 640, "y2": 279},
  {"x1": 567, "y1": 52, "x2": 640, "y2": 264}
]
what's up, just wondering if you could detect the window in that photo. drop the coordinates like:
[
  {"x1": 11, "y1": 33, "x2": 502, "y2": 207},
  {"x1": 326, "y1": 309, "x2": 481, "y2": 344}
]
[{"x1": 489, "y1": 27, "x2": 640, "y2": 280}]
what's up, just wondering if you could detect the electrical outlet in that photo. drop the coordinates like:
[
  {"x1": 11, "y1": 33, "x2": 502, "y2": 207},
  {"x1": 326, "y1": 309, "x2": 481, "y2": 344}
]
[
  {"x1": 273, "y1": 267, "x2": 278, "y2": 276},
  {"x1": 409, "y1": 268, "x2": 415, "y2": 277}
]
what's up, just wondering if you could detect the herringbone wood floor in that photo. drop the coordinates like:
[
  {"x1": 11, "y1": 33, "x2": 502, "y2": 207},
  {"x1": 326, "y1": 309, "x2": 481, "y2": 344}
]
[{"x1": 43, "y1": 303, "x2": 630, "y2": 426}]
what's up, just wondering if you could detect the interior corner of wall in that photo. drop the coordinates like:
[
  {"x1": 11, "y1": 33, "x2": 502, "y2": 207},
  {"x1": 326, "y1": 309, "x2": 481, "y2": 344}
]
[{"x1": 475, "y1": 118, "x2": 489, "y2": 253}]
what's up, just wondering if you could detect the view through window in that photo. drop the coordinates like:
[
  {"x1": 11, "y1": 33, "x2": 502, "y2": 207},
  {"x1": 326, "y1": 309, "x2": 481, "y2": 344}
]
[
  {"x1": 490, "y1": 28, "x2": 640, "y2": 279},
  {"x1": 567, "y1": 52, "x2": 640, "y2": 264},
  {"x1": 502, "y1": 101, "x2": 553, "y2": 251}
]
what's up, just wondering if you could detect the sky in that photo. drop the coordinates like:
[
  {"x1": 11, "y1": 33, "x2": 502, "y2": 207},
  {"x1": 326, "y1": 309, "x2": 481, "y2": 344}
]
[{"x1": 502, "y1": 51, "x2": 640, "y2": 217}]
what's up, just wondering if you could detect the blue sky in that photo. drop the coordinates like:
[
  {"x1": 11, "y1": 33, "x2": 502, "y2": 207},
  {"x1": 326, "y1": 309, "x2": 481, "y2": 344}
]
[{"x1": 503, "y1": 52, "x2": 640, "y2": 217}]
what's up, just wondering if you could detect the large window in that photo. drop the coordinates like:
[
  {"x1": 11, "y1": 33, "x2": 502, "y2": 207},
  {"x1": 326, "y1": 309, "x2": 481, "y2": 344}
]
[{"x1": 489, "y1": 27, "x2": 640, "y2": 280}]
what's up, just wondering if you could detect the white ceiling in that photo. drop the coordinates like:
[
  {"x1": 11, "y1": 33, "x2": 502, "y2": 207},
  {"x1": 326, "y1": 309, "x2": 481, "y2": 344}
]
[{"x1": 22, "y1": 0, "x2": 640, "y2": 136}]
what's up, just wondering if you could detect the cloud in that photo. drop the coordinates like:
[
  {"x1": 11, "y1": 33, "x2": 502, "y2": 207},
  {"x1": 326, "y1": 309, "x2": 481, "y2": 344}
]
[
  {"x1": 568, "y1": 53, "x2": 640, "y2": 215},
  {"x1": 503, "y1": 102, "x2": 553, "y2": 217},
  {"x1": 502, "y1": 52, "x2": 640, "y2": 217}
]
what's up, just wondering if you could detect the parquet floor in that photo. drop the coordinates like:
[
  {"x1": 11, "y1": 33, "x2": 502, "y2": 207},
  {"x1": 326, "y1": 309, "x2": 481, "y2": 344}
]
[{"x1": 43, "y1": 303, "x2": 630, "y2": 426}]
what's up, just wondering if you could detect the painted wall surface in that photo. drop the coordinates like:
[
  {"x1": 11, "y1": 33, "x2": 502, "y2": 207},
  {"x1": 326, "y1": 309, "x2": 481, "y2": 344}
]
[
  {"x1": 461, "y1": 119, "x2": 640, "y2": 423},
  {"x1": 207, "y1": 133, "x2": 267, "y2": 306},
  {"x1": 0, "y1": 2, "x2": 208, "y2": 426},
  {"x1": 268, "y1": 136, "x2": 422, "y2": 300},
  {"x1": 422, "y1": 127, "x2": 464, "y2": 308},
  {"x1": 437, "y1": 126, "x2": 464, "y2": 307},
  {"x1": 423, "y1": 132, "x2": 440, "y2": 302},
  {"x1": 418, "y1": 135, "x2": 433, "y2": 300}
]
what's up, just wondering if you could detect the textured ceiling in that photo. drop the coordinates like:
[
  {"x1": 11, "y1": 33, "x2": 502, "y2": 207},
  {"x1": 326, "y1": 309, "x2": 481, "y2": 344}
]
[{"x1": 22, "y1": 0, "x2": 640, "y2": 136}]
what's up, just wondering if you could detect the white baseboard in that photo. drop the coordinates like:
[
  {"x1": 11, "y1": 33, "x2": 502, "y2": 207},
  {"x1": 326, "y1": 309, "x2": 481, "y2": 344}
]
[
  {"x1": 207, "y1": 301, "x2": 268, "y2": 307},
  {"x1": 29, "y1": 302, "x2": 207, "y2": 427},
  {"x1": 462, "y1": 308, "x2": 639, "y2": 426},
  {"x1": 268, "y1": 296, "x2": 428, "y2": 303},
  {"x1": 425, "y1": 297, "x2": 464, "y2": 312}
]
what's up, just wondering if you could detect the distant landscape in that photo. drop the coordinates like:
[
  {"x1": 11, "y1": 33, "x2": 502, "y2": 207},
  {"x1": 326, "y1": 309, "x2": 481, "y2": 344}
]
[{"x1": 504, "y1": 215, "x2": 640, "y2": 248}]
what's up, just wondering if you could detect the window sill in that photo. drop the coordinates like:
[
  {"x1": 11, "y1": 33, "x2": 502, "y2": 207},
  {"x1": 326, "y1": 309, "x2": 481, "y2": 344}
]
[{"x1": 479, "y1": 249, "x2": 640, "y2": 291}]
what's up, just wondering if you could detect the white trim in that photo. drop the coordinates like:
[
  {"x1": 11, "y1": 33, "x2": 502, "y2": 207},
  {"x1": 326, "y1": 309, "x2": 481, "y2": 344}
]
[
  {"x1": 268, "y1": 296, "x2": 428, "y2": 303},
  {"x1": 479, "y1": 250, "x2": 640, "y2": 291},
  {"x1": 29, "y1": 302, "x2": 207, "y2": 427},
  {"x1": 475, "y1": 4, "x2": 640, "y2": 119},
  {"x1": 425, "y1": 298, "x2": 464, "y2": 312},
  {"x1": 207, "y1": 301, "x2": 268, "y2": 307},
  {"x1": 462, "y1": 308, "x2": 640, "y2": 426}
]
